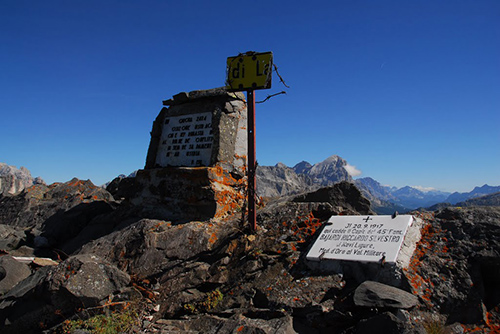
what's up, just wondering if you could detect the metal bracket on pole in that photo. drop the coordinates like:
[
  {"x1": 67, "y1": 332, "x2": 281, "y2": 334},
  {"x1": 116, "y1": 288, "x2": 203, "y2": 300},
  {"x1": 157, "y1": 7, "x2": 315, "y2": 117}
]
[{"x1": 247, "y1": 90, "x2": 257, "y2": 232}]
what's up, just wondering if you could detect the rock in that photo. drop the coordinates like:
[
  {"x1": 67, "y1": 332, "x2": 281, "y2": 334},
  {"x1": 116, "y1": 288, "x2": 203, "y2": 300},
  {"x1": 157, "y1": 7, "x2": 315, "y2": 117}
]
[
  {"x1": 47, "y1": 254, "x2": 130, "y2": 304},
  {"x1": 0, "y1": 178, "x2": 118, "y2": 254},
  {"x1": 152, "y1": 312, "x2": 295, "y2": 334},
  {"x1": 9, "y1": 246, "x2": 35, "y2": 257},
  {"x1": 0, "y1": 254, "x2": 130, "y2": 333},
  {"x1": 353, "y1": 281, "x2": 418, "y2": 309},
  {"x1": 354, "y1": 312, "x2": 409, "y2": 334},
  {"x1": 292, "y1": 181, "x2": 373, "y2": 215},
  {"x1": 1, "y1": 153, "x2": 500, "y2": 333},
  {"x1": 0, "y1": 256, "x2": 32, "y2": 295},
  {"x1": 32, "y1": 257, "x2": 59, "y2": 267},
  {"x1": 0, "y1": 163, "x2": 42, "y2": 196},
  {"x1": 0, "y1": 225, "x2": 26, "y2": 251},
  {"x1": 79, "y1": 218, "x2": 239, "y2": 276}
]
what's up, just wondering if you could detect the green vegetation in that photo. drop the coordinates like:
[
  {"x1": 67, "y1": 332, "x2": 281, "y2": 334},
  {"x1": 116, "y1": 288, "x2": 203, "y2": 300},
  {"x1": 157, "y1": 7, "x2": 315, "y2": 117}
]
[
  {"x1": 183, "y1": 289, "x2": 224, "y2": 314},
  {"x1": 61, "y1": 305, "x2": 140, "y2": 334},
  {"x1": 422, "y1": 317, "x2": 445, "y2": 334}
]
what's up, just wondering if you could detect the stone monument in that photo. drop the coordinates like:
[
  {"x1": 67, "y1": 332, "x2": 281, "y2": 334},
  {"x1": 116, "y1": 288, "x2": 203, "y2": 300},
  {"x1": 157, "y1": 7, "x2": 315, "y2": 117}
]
[
  {"x1": 306, "y1": 214, "x2": 423, "y2": 287},
  {"x1": 131, "y1": 87, "x2": 248, "y2": 222}
]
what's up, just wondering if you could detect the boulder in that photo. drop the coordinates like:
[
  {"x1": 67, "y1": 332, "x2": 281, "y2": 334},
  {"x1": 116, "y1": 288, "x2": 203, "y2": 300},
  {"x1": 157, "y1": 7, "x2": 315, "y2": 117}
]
[
  {"x1": 354, "y1": 312, "x2": 413, "y2": 334},
  {"x1": 354, "y1": 281, "x2": 418, "y2": 309},
  {"x1": 0, "y1": 225, "x2": 26, "y2": 251},
  {"x1": 78, "y1": 218, "x2": 240, "y2": 278},
  {"x1": 292, "y1": 181, "x2": 373, "y2": 216},
  {"x1": 0, "y1": 254, "x2": 130, "y2": 333},
  {"x1": 152, "y1": 312, "x2": 295, "y2": 334},
  {"x1": 0, "y1": 256, "x2": 32, "y2": 295},
  {"x1": 0, "y1": 178, "x2": 118, "y2": 254}
]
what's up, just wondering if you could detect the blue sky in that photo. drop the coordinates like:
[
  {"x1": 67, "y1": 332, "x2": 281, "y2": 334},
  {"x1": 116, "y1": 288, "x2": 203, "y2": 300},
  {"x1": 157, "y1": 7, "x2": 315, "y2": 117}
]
[{"x1": 1, "y1": 0, "x2": 499, "y2": 192}]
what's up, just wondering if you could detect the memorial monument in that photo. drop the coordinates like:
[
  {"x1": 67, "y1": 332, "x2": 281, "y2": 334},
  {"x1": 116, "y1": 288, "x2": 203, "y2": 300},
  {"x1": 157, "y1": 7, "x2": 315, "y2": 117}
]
[
  {"x1": 130, "y1": 87, "x2": 248, "y2": 222},
  {"x1": 307, "y1": 214, "x2": 423, "y2": 287}
]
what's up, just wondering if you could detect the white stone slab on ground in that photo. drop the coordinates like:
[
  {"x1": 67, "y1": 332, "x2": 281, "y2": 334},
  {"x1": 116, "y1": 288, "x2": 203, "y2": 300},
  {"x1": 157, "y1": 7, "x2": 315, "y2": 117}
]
[{"x1": 306, "y1": 215, "x2": 414, "y2": 263}]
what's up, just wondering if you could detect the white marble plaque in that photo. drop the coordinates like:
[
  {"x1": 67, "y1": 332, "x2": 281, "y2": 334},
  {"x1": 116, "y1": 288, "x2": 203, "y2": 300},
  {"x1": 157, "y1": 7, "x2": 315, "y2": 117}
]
[
  {"x1": 306, "y1": 215, "x2": 414, "y2": 263},
  {"x1": 155, "y1": 112, "x2": 213, "y2": 167}
]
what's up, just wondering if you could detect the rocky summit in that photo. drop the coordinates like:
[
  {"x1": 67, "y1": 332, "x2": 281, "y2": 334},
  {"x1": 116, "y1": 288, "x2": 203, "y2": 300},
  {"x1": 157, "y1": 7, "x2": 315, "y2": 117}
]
[
  {"x1": 0, "y1": 85, "x2": 498, "y2": 333},
  {"x1": 0, "y1": 163, "x2": 45, "y2": 197},
  {"x1": 0, "y1": 174, "x2": 499, "y2": 333}
]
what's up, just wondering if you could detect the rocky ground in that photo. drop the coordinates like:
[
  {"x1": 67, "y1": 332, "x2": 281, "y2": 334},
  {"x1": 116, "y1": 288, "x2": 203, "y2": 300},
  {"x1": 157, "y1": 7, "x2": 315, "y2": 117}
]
[{"x1": 0, "y1": 178, "x2": 499, "y2": 333}]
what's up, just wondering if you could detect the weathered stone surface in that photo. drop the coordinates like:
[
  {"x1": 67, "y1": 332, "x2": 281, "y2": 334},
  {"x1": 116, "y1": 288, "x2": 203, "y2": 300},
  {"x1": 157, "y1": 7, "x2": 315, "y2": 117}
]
[
  {"x1": 47, "y1": 254, "x2": 130, "y2": 303},
  {"x1": 79, "y1": 218, "x2": 240, "y2": 278},
  {"x1": 354, "y1": 281, "x2": 418, "y2": 309},
  {"x1": 128, "y1": 167, "x2": 246, "y2": 222},
  {"x1": 135, "y1": 88, "x2": 249, "y2": 222},
  {"x1": 0, "y1": 163, "x2": 44, "y2": 196},
  {"x1": 354, "y1": 312, "x2": 408, "y2": 334},
  {"x1": 162, "y1": 87, "x2": 245, "y2": 106},
  {"x1": 0, "y1": 254, "x2": 129, "y2": 333},
  {"x1": 0, "y1": 178, "x2": 115, "y2": 231},
  {"x1": 306, "y1": 215, "x2": 424, "y2": 288},
  {"x1": 0, "y1": 256, "x2": 32, "y2": 295},
  {"x1": 0, "y1": 224, "x2": 26, "y2": 251},
  {"x1": 146, "y1": 87, "x2": 247, "y2": 170},
  {"x1": 153, "y1": 312, "x2": 294, "y2": 334},
  {"x1": 0, "y1": 178, "x2": 119, "y2": 256},
  {"x1": 0, "y1": 164, "x2": 499, "y2": 334},
  {"x1": 292, "y1": 181, "x2": 373, "y2": 215}
]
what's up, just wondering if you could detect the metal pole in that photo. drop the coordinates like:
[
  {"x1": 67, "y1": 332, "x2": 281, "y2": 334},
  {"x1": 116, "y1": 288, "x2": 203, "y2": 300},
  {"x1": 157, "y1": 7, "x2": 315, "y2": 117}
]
[{"x1": 247, "y1": 90, "x2": 257, "y2": 232}]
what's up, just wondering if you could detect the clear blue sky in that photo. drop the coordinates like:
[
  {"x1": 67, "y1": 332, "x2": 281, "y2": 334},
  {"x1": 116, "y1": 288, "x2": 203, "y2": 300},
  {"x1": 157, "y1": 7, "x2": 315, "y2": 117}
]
[{"x1": 1, "y1": 0, "x2": 499, "y2": 193}]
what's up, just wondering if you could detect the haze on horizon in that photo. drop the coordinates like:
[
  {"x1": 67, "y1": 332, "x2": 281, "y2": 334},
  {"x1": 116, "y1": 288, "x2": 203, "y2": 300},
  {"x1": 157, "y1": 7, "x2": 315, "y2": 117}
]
[{"x1": 0, "y1": 0, "x2": 498, "y2": 193}]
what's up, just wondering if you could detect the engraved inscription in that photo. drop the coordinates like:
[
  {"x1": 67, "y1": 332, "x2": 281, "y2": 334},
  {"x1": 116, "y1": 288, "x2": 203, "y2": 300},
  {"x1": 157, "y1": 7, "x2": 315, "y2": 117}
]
[
  {"x1": 156, "y1": 112, "x2": 213, "y2": 167},
  {"x1": 306, "y1": 215, "x2": 414, "y2": 263}
]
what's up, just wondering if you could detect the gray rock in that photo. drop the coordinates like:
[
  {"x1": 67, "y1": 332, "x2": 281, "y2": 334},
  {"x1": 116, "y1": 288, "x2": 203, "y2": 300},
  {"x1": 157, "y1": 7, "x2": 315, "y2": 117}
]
[
  {"x1": 0, "y1": 254, "x2": 130, "y2": 333},
  {"x1": 292, "y1": 181, "x2": 374, "y2": 215},
  {"x1": 0, "y1": 178, "x2": 117, "y2": 254},
  {"x1": 47, "y1": 254, "x2": 130, "y2": 304},
  {"x1": 354, "y1": 312, "x2": 409, "y2": 334},
  {"x1": 153, "y1": 312, "x2": 295, "y2": 334},
  {"x1": 354, "y1": 281, "x2": 418, "y2": 309},
  {"x1": 0, "y1": 256, "x2": 32, "y2": 295},
  {"x1": 0, "y1": 265, "x2": 50, "y2": 300},
  {"x1": 0, "y1": 163, "x2": 42, "y2": 196},
  {"x1": 8, "y1": 246, "x2": 35, "y2": 257},
  {"x1": 79, "y1": 218, "x2": 239, "y2": 278},
  {"x1": 0, "y1": 225, "x2": 26, "y2": 251}
]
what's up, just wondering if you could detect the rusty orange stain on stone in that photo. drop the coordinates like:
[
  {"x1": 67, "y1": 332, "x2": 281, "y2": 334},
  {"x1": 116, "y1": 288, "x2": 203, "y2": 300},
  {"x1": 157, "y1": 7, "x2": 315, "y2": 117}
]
[{"x1": 208, "y1": 232, "x2": 218, "y2": 244}]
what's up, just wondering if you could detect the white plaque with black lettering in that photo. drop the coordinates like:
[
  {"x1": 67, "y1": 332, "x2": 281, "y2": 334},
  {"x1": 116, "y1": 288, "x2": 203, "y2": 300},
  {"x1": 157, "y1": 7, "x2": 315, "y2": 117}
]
[
  {"x1": 156, "y1": 112, "x2": 213, "y2": 167},
  {"x1": 306, "y1": 215, "x2": 413, "y2": 263}
]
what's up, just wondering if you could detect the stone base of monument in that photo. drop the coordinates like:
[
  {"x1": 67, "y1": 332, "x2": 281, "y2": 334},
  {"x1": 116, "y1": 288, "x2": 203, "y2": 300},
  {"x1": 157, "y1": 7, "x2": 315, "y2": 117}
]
[
  {"x1": 130, "y1": 87, "x2": 248, "y2": 223},
  {"x1": 306, "y1": 215, "x2": 423, "y2": 288},
  {"x1": 130, "y1": 166, "x2": 246, "y2": 222}
]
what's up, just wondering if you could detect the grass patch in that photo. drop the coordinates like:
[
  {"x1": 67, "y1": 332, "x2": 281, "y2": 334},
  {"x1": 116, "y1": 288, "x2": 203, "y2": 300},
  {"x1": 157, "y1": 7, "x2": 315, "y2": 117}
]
[{"x1": 61, "y1": 304, "x2": 140, "y2": 334}]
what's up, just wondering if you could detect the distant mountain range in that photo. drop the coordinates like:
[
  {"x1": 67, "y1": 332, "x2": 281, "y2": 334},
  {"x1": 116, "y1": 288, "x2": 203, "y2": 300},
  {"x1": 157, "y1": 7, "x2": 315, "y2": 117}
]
[
  {"x1": 446, "y1": 185, "x2": 500, "y2": 204},
  {"x1": 256, "y1": 155, "x2": 352, "y2": 198},
  {"x1": 256, "y1": 155, "x2": 500, "y2": 214},
  {"x1": 2, "y1": 159, "x2": 498, "y2": 214}
]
